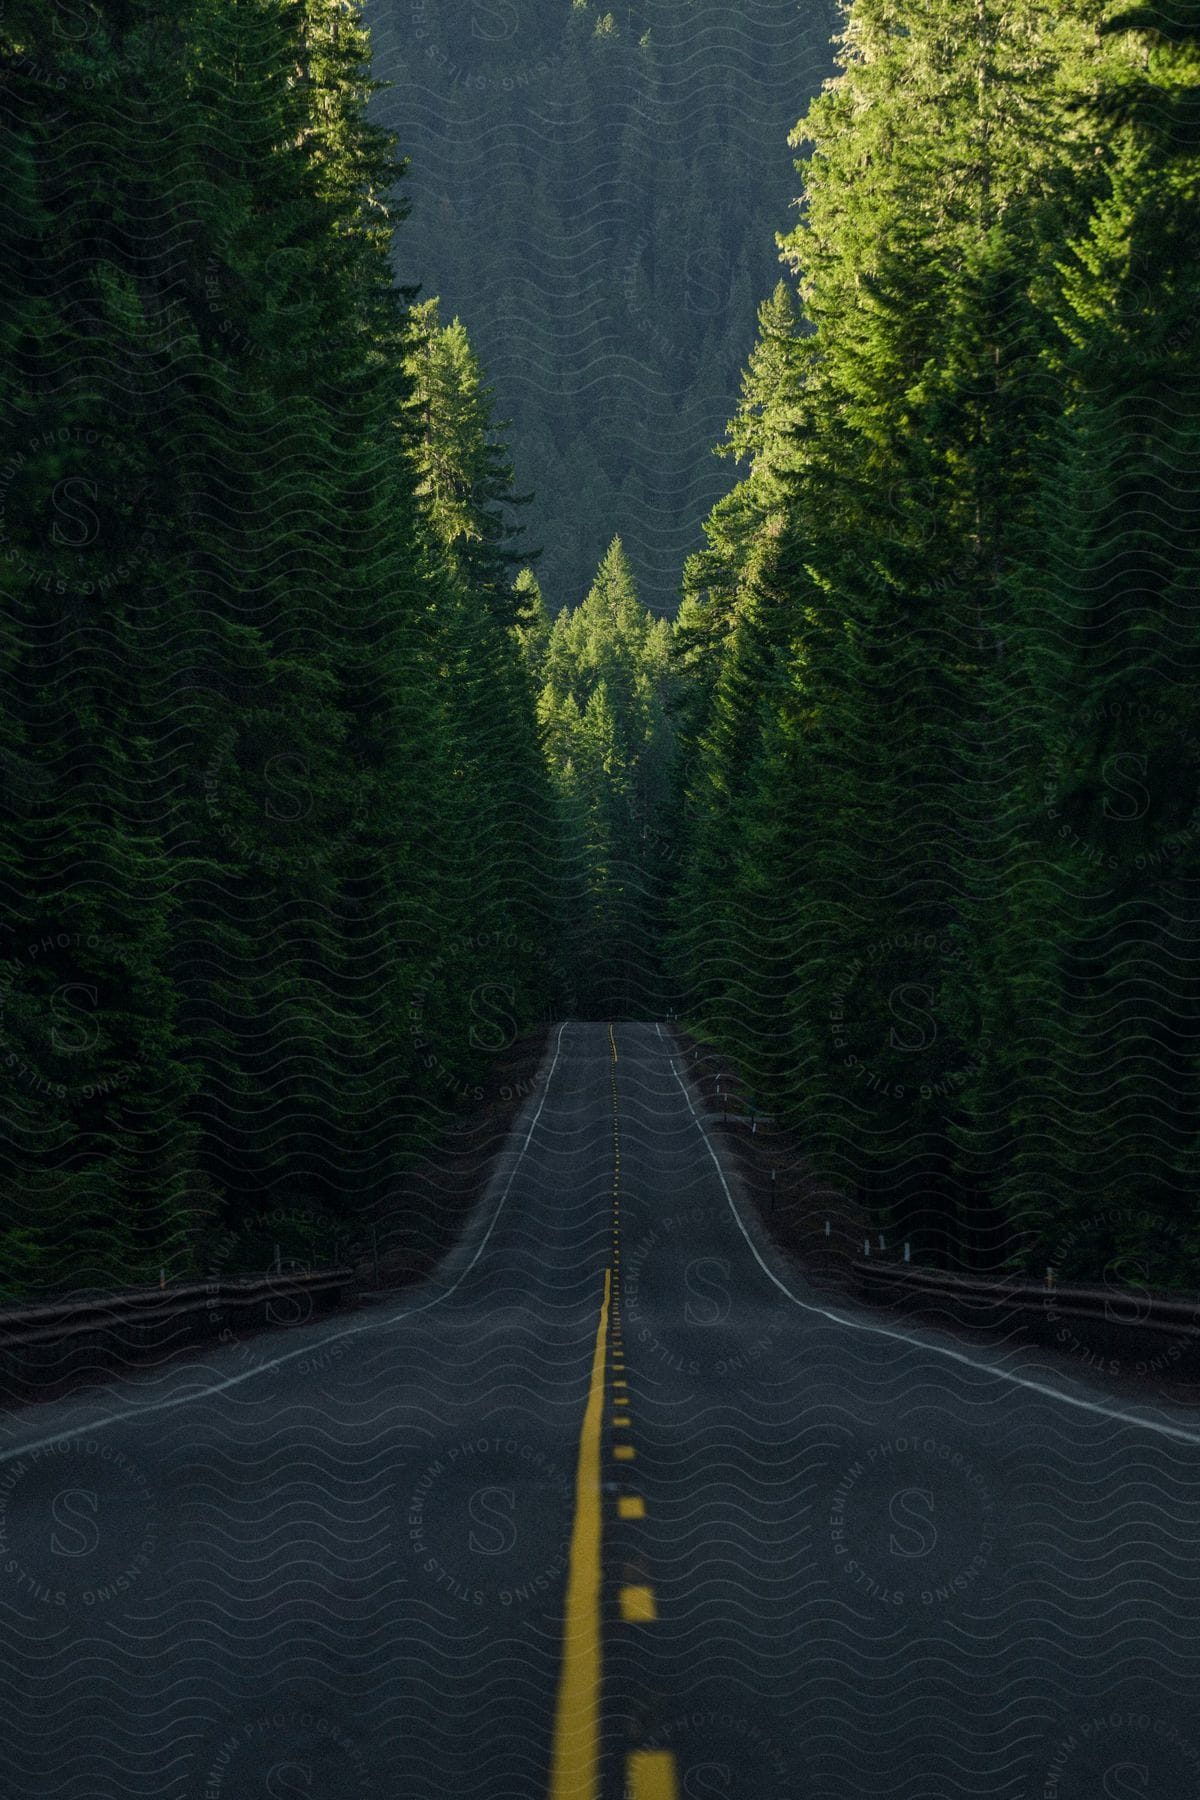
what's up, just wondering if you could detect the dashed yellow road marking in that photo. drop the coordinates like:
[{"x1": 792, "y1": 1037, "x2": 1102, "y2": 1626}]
[
  {"x1": 598, "y1": 1026, "x2": 674, "y2": 1789},
  {"x1": 548, "y1": 1265, "x2": 612, "y2": 1800},
  {"x1": 619, "y1": 1584, "x2": 658, "y2": 1623},
  {"x1": 627, "y1": 1750, "x2": 680, "y2": 1799}
]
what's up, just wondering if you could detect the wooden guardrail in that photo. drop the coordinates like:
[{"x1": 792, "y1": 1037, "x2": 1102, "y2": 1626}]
[
  {"x1": 853, "y1": 1258, "x2": 1200, "y2": 1371},
  {"x1": 0, "y1": 1267, "x2": 357, "y2": 1400}
]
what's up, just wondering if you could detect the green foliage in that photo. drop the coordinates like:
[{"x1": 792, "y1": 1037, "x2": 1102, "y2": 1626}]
[
  {"x1": 403, "y1": 299, "x2": 537, "y2": 621},
  {"x1": 0, "y1": 0, "x2": 559, "y2": 1298},
  {"x1": 525, "y1": 538, "x2": 675, "y2": 1013},
  {"x1": 6, "y1": 0, "x2": 1198, "y2": 1304},
  {"x1": 669, "y1": 0, "x2": 1200, "y2": 1284},
  {"x1": 371, "y1": 0, "x2": 839, "y2": 612}
]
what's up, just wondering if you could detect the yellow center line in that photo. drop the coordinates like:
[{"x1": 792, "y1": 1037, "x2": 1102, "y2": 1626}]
[
  {"x1": 548, "y1": 1263, "x2": 612, "y2": 1800},
  {"x1": 607, "y1": 1024, "x2": 679, "y2": 1799}
]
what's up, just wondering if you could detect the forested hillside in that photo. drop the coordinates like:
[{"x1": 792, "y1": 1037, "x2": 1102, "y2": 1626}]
[
  {"x1": 2, "y1": 0, "x2": 1198, "y2": 1302},
  {"x1": 366, "y1": 0, "x2": 837, "y2": 614},
  {"x1": 669, "y1": 0, "x2": 1200, "y2": 1285},
  {"x1": 0, "y1": 0, "x2": 560, "y2": 1294}
]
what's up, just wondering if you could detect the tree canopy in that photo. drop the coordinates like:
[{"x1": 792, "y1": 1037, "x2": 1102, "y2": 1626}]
[
  {"x1": 668, "y1": 0, "x2": 1200, "y2": 1285},
  {"x1": 2, "y1": 0, "x2": 1198, "y2": 1297}
]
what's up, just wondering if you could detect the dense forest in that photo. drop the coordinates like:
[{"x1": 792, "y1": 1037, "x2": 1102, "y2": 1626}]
[
  {"x1": 367, "y1": 0, "x2": 838, "y2": 613},
  {"x1": 1, "y1": 0, "x2": 1198, "y2": 1297},
  {"x1": 519, "y1": 538, "x2": 676, "y2": 1013},
  {"x1": 668, "y1": 0, "x2": 1200, "y2": 1285},
  {"x1": 0, "y1": 0, "x2": 563, "y2": 1292}
]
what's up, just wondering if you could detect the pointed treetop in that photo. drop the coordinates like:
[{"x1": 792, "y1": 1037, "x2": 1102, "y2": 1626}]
[
  {"x1": 585, "y1": 535, "x2": 639, "y2": 611},
  {"x1": 722, "y1": 280, "x2": 802, "y2": 468}
]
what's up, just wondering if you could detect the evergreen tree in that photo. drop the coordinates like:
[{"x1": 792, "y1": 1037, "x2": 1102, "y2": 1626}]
[
  {"x1": 0, "y1": 0, "x2": 561, "y2": 1296},
  {"x1": 372, "y1": 0, "x2": 839, "y2": 610},
  {"x1": 529, "y1": 538, "x2": 675, "y2": 1012},
  {"x1": 667, "y1": 0, "x2": 1180, "y2": 1273},
  {"x1": 968, "y1": 0, "x2": 1200, "y2": 1279}
]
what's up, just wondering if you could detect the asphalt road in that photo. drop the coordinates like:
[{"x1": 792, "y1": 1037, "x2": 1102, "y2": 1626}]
[{"x1": 2, "y1": 1021, "x2": 1199, "y2": 1799}]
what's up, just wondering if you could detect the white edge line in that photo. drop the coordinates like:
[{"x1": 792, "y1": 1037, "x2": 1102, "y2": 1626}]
[
  {"x1": 0, "y1": 1023, "x2": 571, "y2": 1465},
  {"x1": 661, "y1": 1026, "x2": 1200, "y2": 1448}
]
